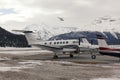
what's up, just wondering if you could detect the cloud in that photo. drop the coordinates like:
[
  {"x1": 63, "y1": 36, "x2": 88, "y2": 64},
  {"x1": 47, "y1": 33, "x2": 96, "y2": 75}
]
[
  {"x1": 74, "y1": 0, "x2": 93, "y2": 7},
  {"x1": 0, "y1": 0, "x2": 120, "y2": 31},
  {"x1": 0, "y1": 0, "x2": 66, "y2": 23}
]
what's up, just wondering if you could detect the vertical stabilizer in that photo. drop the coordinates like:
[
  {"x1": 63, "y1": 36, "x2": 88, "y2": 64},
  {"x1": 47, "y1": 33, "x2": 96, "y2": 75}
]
[
  {"x1": 24, "y1": 31, "x2": 38, "y2": 45},
  {"x1": 82, "y1": 37, "x2": 90, "y2": 44},
  {"x1": 12, "y1": 30, "x2": 39, "y2": 45},
  {"x1": 96, "y1": 35, "x2": 108, "y2": 47}
]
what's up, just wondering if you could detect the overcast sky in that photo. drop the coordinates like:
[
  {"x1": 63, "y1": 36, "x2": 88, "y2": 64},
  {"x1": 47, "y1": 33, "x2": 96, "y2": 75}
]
[{"x1": 0, "y1": 0, "x2": 120, "y2": 31}]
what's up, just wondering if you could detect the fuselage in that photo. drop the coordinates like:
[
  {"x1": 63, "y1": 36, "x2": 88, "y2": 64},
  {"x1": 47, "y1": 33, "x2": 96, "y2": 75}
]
[
  {"x1": 99, "y1": 47, "x2": 120, "y2": 57},
  {"x1": 97, "y1": 35, "x2": 120, "y2": 57},
  {"x1": 40, "y1": 39, "x2": 79, "y2": 48}
]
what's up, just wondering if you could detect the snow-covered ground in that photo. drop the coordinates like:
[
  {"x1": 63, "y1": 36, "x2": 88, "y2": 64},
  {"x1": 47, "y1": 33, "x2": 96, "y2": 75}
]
[
  {"x1": 91, "y1": 78, "x2": 120, "y2": 80},
  {"x1": 0, "y1": 60, "x2": 43, "y2": 72},
  {"x1": 0, "y1": 47, "x2": 52, "y2": 55},
  {"x1": 0, "y1": 47, "x2": 120, "y2": 80},
  {"x1": 0, "y1": 59, "x2": 120, "y2": 80}
]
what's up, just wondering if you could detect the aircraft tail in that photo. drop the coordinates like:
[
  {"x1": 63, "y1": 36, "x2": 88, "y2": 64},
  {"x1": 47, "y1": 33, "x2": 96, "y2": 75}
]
[
  {"x1": 81, "y1": 37, "x2": 90, "y2": 44},
  {"x1": 96, "y1": 35, "x2": 108, "y2": 47},
  {"x1": 12, "y1": 30, "x2": 38, "y2": 45}
]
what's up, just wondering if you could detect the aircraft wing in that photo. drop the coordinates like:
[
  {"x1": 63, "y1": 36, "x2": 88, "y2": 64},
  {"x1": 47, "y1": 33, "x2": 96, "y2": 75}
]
[
  {"x1": 79, "y1": 46, "x2": 98, "y2": 52},
  {"x1": 32, "y1": 44, "x2": 78, "y2": 52},
  {"x1": 33, "y1": 44, "x2": 63, "y2": 52}
]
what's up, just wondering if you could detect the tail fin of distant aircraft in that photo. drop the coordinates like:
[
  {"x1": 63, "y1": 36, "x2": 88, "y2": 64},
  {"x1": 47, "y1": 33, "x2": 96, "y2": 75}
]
[
  {"x1": 96, "y1": 35, "x2": 108, "y2": 47},
  {"x1": 81, "y1": 37, "x2": 90, "y2": 44},
  {"x1": 12, "y1": 30, "x2": 38, "y2": 45}
]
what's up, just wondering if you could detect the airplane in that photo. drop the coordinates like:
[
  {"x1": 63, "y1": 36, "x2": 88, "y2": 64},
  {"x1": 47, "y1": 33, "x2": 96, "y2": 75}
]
[
  {"x1": 12, "y1": 30, "x2": 98, "y2": 59},
  {"x1": 79, "y1": 37, "x2": 99, "y2": 59},
  {"x1": 80, "y1": 37, "x2": 98, "y2": 50},
  {"x1": 57, "y1": 17, "x2": 64, "y2": 21},
  {"x1": 97, "y1": 35, "x2": 120, "y2": 59}
]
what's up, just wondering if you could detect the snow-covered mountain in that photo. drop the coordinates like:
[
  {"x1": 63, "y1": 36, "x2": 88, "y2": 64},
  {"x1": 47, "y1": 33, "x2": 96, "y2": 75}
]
[
  {"x1": 48, "y1": 16, "x2": 120, "y2": 44},
  {"x1": 49, "y1": 31, "x2": 120, "y2": 45},
  {"x1": 25, "y1": 24, "x2": 79, "y2": 40},
  {"x1": 86, "y1": 16, "x2": 120, "y2": 39},
  {"x1": 24, "y1": 16, "x2": 120, "y2": 44},
  {"x1": 82, "y1": 16, "x2": 120, "y2": 31}
]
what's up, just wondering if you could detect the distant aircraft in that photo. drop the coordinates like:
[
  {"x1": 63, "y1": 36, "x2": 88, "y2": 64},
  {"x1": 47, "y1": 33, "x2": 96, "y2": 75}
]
[
  {"x1": 97, "y1": 35, "x2": 120, "y2": 59},
  {"x1": 12, "y1": 30, "x2": 98, "y2": 59},
  {"x1": 57, "y1": 17, "x2": 64, "y2": 21},
  {"x1": 80, "y1": 37, "x2": 99, "y2": 59}
]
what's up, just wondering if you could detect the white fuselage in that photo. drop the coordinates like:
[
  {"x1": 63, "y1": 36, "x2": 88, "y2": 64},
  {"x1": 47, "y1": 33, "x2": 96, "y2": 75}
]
[{"x1": 39, "y1": 39, "x2": 79, "y2": 48}]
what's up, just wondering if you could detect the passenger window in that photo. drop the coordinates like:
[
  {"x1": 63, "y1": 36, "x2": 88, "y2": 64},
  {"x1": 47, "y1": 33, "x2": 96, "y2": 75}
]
[
  {"x1": 66, "y1": 41, "x2": 68, "y2": 44},
  {"x1": 44, "y1": 43, "x2": 47, "y2": 45},
  {"x1": 57, "y1": 42, "x2": 59, "y2": 44},
  {"x1": 63, "y1": 42, "x2": 65, "y2": 44},
  {"x1": 60, "y1": 42, "x2": 62, "y2": 44},
  {"x1": 54, "y1": 42, "x2": 56, "y2": 44}
]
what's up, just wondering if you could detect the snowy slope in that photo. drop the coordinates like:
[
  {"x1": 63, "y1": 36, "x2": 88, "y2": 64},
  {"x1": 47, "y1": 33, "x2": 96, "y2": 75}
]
[
  {"x1": 83, "y1": 16, "x2": 120, "y2": 31},
  {"x1": 88, "y1": 16, "x2": 120, "y2": 38},
  {"x1": 24, "y1": 16, "x2": 120, "y2": 40},
  {"x1": 25, "y1": 24, "x2": 79, "y2": 40}
]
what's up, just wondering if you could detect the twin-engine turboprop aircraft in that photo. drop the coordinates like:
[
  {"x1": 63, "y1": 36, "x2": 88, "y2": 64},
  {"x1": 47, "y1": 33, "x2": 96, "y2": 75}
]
[{"x1": 13, "y1": 30, "x2": 98, "y2": 59}]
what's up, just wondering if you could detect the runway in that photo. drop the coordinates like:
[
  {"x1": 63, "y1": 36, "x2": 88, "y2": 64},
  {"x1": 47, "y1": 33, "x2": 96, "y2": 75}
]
[
  {"x1": 0, "y1": 47, "x2": 120, "y2": 63},
  {"x1": 0, "y1": 47, "x2": 120, "y2": 80}
]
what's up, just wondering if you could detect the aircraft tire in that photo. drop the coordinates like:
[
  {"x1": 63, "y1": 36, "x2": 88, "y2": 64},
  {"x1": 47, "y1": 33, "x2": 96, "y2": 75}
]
[
  {"x1": 53, "y1": 55, "x2": 58, "y2": 59},
  {"x1": 70, "y1": 54, "x2": 73, "y2": 58},
  {"x1": 91, "y1": 55, "x2": 96, "y2": 59},
  {"x1": 63, "y1": 52, "x2": 66, "y2": 54}
]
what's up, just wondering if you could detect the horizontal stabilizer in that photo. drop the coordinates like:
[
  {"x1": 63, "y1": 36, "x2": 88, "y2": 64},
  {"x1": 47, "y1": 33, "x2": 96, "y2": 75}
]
[{"x1": 12, "y1": 30, "x2": 33, "y2": 33}]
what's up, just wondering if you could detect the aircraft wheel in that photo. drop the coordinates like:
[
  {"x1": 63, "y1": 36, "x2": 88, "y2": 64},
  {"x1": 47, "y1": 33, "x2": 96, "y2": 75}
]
[
  {"x1": 63, "y1": 52, "x2": 66, "y2": 54},
  {"x1": 91, "y1": 55, "x2": 96, "y2": 59},
  {"x1": 70, "y1": 54, "x2": 73, "y2": 58},
  {"x1": 53, "y1": 55, "x2": 58, "y2": 59}
]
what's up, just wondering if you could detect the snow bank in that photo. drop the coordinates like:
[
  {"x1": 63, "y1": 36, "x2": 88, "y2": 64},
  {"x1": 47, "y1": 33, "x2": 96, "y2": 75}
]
[
  {"x1": 19, "y1": 60, "x2": 43, "y2": 66},
  {"x1": 0, "y1": 47, "x2": 52, "y2": 55},
  {"x1": 91, "y1": 78, "x2": 120, "y2": 80},
  {"x1": 0, "y1": 60, "x2": 43, "y2": 72},
  {"x1": 0, "y1": 66, "x2": 30, "y2": 72}
]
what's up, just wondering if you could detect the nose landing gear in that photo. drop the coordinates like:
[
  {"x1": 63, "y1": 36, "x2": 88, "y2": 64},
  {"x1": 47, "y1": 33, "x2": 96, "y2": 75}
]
[
  {"x1": 53, "y1": 54, "x2": 58, "y2": 59},
  {"x1": 70, "y1": 54, "x2": 74, "y2": 58},
  {"x1": 91, "y1": 55, "x2": 96, "y2": 59}
]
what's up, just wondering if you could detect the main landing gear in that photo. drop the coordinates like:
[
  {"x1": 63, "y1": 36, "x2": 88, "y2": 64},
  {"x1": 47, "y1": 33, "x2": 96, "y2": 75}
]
[
  {"x1": 70, "y1": 54, "x2": 74, "y2": 58},
  {"x1": 53, "y1": 53, "x2": 74, "y2": 59},
  {"x1": 53, "y1": 54, "x2": 58, "y2": 59}
]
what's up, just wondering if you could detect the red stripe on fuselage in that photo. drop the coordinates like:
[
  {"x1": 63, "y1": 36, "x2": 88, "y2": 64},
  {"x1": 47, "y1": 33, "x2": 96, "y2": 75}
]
[{"x1": 99, "y1": 47, "x2": 120, "y2": 51}]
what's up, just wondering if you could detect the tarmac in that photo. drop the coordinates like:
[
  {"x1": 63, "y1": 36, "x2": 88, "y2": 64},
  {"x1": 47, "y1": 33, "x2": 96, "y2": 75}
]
[{"x1": 0, "y1": 48, "x2": 120, "y2": 80}]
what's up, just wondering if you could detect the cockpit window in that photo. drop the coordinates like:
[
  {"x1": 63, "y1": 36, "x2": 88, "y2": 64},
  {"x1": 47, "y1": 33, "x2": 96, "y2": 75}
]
[
  {"x1": 73, "y1": 41, "x2": 75, "y2": 43},
  {"x1": 73, "y1": 41, "x2": 78, "y2": 43}
]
